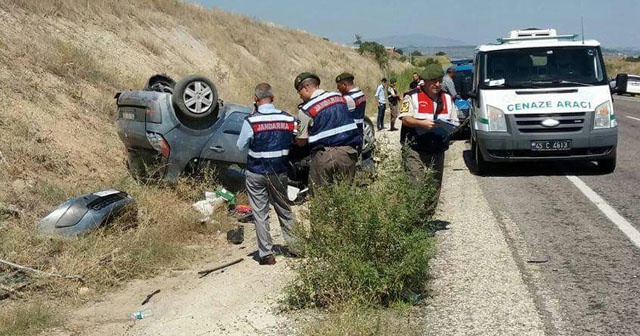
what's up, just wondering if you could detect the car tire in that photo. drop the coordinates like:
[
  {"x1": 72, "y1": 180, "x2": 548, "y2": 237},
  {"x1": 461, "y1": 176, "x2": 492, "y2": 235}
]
[
  {"x1": 362, "y1": 116, "x2": 376, "y2": 156},
  {"x1": 597, "y1": 157, "x2": 616, "y2": 174},
  {"x1": 145, "y1": 74, "x2": 176, "y2": 94},
  {"x1": 472, "y1": 136, "x2": 489, "y2": 175},
  {"x1": 172, "y1": 75, "x2": 219, "y2": 119}
]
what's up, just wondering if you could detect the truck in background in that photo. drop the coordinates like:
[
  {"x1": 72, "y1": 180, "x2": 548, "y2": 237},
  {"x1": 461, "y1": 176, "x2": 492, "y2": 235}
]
[{"x1": 469, "y1": 28, "x2": 618, "y2": 175}]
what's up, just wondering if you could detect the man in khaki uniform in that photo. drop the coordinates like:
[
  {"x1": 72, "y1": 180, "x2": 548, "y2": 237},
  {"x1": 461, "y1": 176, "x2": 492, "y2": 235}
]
[
  {"x1": 398, "y1": 64, "x2": 459, "y2": 191},
  {"x1": 387, "y1": 78, "x2": 400, "y2": 131}
]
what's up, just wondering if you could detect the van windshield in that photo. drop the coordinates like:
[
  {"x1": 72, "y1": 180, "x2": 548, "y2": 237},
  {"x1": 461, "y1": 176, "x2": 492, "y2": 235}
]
[{"x1": 481, "y1": 46, "x2": 607, "y2": 89}]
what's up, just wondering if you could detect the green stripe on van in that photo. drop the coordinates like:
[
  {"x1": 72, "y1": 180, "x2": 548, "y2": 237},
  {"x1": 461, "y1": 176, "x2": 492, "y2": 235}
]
[{"x1": 478, "y1": 117, "x2": 490, "y2": 125}]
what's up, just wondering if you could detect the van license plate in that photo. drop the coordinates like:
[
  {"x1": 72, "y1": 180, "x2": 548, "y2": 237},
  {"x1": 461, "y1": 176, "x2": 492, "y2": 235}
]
[
  {"x1": 531, "y1": 140, "x2": 571, "y2": 151},
  {"x1": 122, "y1": 112, "x2": 135, "y2": 120}
]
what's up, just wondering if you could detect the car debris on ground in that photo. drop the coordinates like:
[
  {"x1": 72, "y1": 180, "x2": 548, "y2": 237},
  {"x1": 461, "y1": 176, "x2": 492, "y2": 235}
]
[
  {"x1": 38, "y1": 189, "x2": 135, "y2": 237},
  {"x1": 192, "y1": 189, "x2": 238, "y2": 222},
  {"x1": 197, "y1": 258, "x2": 244, "y2": 278}
]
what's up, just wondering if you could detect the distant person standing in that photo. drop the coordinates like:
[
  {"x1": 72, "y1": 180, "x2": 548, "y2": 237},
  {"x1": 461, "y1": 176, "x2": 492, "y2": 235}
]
[
  {"x1": 375, "y1": 78, "x2": 387, "y2": 130},
  {"x1": 409, "y1": 72, "x2": 424, "y2": 89},
  {"x1": 294, "y1": 72, "x2": 361, "y2": 188},
  {"x1": 236, "y1": 83, "x2": 298, "y2": 266},
  {"x1": 441, "y1": 66, "x2": 460, "y2": 99},
  {"x1": 335, "y1": 72, "x2": 367, "y2": 140},
  {"x1": 387, "y1": 78, "x2": 400, "y2": 131}
]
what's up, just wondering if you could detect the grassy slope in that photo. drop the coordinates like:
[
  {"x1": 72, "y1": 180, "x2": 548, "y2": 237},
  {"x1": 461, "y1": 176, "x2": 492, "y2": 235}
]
[{"x1": 0, "y1": 0, "x2": 392, "y2": 208}]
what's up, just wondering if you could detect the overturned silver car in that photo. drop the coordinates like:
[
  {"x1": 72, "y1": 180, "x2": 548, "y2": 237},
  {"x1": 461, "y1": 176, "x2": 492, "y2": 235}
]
[{"x1": 115, "y1": 74, "x2": 376, "y2": 189}]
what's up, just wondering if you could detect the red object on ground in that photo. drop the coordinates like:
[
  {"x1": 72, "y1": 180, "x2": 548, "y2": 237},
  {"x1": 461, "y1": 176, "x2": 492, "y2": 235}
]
[{"x1": 235, "y1": 205, "x2": 251, "y2": 213}]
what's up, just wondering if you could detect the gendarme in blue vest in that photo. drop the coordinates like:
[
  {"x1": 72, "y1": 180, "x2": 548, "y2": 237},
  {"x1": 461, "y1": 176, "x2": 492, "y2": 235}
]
[
  {"x1": 300, "y1": 90, "x2": 361, "y2": 150},
  {"x1": 246, "y1": 111, "x2": 295, "y2": 174},
  {"x1": 343, "y1": 88, "x2": 367, "y2": 134}
]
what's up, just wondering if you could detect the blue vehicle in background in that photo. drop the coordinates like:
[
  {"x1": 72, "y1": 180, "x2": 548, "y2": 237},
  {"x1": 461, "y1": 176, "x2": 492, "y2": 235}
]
[{"x1": 450, "y1": 59, "x2": 474, "y2": 138}]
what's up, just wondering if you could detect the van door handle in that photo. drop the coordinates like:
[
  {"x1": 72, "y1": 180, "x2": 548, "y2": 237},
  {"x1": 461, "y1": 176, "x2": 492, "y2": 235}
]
[{"x1": 209, "y1": 146, "x2": 225, "y2": 153}]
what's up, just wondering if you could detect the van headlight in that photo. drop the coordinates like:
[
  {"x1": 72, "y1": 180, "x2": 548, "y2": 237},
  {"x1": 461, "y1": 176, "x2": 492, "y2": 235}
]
[
  {"x1": 594, "y1": 101, "x2": 615, "y2": 129},
  {"x1": 487, "y1": 105, "x2": 507, "y2": 132}
]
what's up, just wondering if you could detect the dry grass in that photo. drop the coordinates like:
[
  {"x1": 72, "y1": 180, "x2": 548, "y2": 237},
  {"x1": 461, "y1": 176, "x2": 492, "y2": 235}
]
[
  {"x1": 605, "y1": 56, "x2": 640, "y2": 77},
  {"x1": 0, "y1": 175, "x2": 232, "y2": 293},
  {"x1": 300, "y1": 305, "x2": 422, "y2": 336},
  {"x1": 0, "y1": 302, "x2": 58, "y2": 336}
]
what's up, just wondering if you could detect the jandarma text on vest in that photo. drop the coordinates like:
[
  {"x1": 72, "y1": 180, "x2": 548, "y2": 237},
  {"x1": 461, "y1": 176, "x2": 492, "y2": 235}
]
[{"x1": 252, "y1": 122, "x2": 295, "y2": 133}]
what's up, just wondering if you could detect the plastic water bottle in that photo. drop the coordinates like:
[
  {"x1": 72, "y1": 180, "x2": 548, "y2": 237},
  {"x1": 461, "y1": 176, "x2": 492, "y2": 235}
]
[{"x1": 129, "y1": 308, "x2": 153, "y2": 320}]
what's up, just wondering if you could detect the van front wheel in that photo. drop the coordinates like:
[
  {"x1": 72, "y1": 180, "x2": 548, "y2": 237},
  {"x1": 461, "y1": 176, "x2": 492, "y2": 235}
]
[
  {"x1": 597, "y1": 157, "x2": 616, "y2": 174},
  {"x1": 472, "y1": 138, "x2": 489, "y2": 175}
]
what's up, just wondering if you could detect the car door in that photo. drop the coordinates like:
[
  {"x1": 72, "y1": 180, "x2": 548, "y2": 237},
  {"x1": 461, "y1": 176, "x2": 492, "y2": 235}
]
[{"x1": 200, "y1": 110, "x2": 249, "y2": 164}]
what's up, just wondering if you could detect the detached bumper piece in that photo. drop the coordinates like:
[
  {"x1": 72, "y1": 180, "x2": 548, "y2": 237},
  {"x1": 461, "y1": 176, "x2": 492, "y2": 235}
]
[{"x1": 38, "y1": 190, "x2": 135, "y2": 237}]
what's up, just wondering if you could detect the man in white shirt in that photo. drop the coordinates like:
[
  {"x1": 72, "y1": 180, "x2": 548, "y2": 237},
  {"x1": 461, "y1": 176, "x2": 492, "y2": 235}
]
[{"x1": 374, "y1": 78, "x2": 387, "y2": 130}]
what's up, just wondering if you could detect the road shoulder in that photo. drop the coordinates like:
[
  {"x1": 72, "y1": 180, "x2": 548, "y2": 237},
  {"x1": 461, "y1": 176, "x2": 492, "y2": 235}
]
[{"x1": 421, "y1": 141, "x2": 545, "y2": 335}]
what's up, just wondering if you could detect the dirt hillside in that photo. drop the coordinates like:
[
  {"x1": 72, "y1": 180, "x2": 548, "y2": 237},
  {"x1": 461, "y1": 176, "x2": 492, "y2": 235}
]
[{"x1": 0, "y1": 0, "x2": 399, "y2": 212}]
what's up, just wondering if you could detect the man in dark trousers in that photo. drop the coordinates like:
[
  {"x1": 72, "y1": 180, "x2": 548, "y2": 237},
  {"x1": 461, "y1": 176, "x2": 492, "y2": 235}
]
[
  {"x1": 374, "y1": 77, "x2": 388, "y2": 130},
  {"x1": 398, "y1": 64, "x2": 459, "y2": 207},
  {"x1": 335, "y1": 72, "x2": 366, "y2": 145},
  {"x1": 237, "y1": 83, "x2": 297, "y2": 266},
  {"x1": 294, "y1": 72, "x2": 362, "y2": 189},
  {"x1": 387, "y1": 78, "x2": 400, "y2": 131}
]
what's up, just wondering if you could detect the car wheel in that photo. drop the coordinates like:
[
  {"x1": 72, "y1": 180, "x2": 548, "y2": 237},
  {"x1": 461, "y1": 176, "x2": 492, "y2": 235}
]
[
  {"x1": 597, "y1": 157, "x2": 616, "y2": 174},
  {"x1": 472, "y1": 137, "x2": 489, "y2": 175},
  {"x1": 145, "y1": 74, "x2": 176, "y2": 94},
  {"x1": 362, "y1": 116, "x2": 375, "y2": 155},
  {"x1": 172, "y1": 75, "x2": 219, "y2": 119}
]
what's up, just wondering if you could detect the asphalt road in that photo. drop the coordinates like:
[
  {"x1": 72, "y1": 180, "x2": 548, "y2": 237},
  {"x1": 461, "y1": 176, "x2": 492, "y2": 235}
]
[{"x1": 470, "y1": 96, "x2": 640, "y2": 335}]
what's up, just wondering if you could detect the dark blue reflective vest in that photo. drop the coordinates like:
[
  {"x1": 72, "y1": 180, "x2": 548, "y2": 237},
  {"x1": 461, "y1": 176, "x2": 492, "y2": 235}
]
[
  {"x1": 343, "y1": 88, "x2": 367, "y2": 134},
  {"x1": 246, "y1": 111, "x2": 295, "y2": 174},
  {"x1": 301, "y1": 91, "x2": 361, "y2": 150}
]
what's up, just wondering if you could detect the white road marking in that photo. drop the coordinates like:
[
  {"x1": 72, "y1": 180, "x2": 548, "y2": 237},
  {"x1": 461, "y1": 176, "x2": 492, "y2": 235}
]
[
  {"x1": 566, "y1": 175, "x2": 640, "y2": 249},
  {"x1": 626, "y1": 116, "x2": 640, "y2": 122}
]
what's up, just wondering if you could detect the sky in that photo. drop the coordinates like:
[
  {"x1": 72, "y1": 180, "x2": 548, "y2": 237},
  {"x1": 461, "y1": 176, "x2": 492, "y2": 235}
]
[{"x1": 193, "y1": 0, "x2": 638, "y2": 49}]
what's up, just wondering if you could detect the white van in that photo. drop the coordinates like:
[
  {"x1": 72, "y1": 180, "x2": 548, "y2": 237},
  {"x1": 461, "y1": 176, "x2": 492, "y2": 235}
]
[{"x1": 469, "y1": 28, "x2": 617, "y2": 174}]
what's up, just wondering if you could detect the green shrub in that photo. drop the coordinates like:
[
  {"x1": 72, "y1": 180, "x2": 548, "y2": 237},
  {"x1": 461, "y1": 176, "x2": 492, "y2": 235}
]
[
  {"x1": 415, "y1": 57, "x2": 439, "y2": 67},
  {"x1": 386, "y1": 68, "x2": 423, "y2": 94},
  {"x1": 285, "y1": 164, "x2": 437, "y2": 308},
  {"x1": 354, "y1": 35, "x2": 389, "y2": 70}
]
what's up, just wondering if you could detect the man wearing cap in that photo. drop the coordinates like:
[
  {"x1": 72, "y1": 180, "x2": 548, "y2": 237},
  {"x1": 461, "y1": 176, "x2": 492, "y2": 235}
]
[
  {"x1": 441, "y1": 66, "x2": 460, "y2": 99},
  {"x1": 237, "y1": 83, "x2": 298, "y2": 265},
  {"x1": 294, "y1": 72, "x2": 362, "y2": 188},
  {"x1": 335, "y1": 72, "x2": 366, "y2": 140},
  {"x1": 375, "y1": 78, "x2": 388, "y2": 130},
  {"x1": 387, "y1": 78, "x2": 400, "y2": 131},
  {"x1": 398, "y1": 64, "x2": 459, "y2": 200}
]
